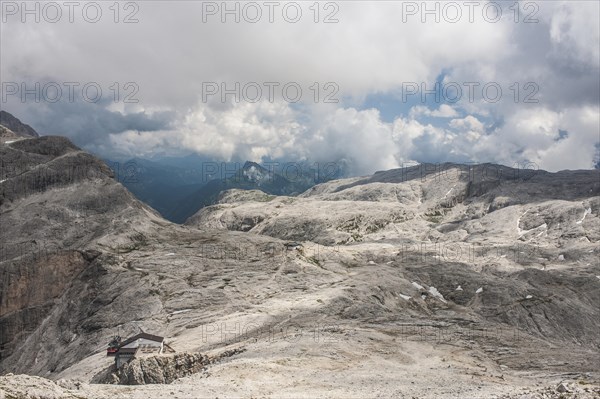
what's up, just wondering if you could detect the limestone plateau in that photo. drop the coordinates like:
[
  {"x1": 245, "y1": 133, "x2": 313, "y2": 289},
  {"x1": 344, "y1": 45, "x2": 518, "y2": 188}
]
[{"x1": 0, "y1": 113, "x2": 599, "y2": 398}]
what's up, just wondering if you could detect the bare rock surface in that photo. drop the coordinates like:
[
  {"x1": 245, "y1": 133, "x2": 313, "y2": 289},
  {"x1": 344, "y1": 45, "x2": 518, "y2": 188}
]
[
  {"x1": 0, "y1": 111, "x2": 39, "y2": 140},
  {"x1": 1, "y1": 133, "x2": 599, "y2": 398},
  {"x1": 102, "y1": 353, "x2": 208, "y2": 385}
]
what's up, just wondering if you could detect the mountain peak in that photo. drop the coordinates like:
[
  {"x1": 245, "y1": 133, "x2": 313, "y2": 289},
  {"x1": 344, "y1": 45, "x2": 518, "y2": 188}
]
[
  {"x1": 0, "y1": 110, "x2": 39, "y2": 138},
  {"x1": 242, "y1": 160, "x2": 266, "y2": 171}
]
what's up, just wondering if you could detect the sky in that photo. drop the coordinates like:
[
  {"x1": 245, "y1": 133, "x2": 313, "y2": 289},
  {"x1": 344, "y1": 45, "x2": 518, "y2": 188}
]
[{"x1": 1, "y1": 0, "x2": 599, "y2": 175}]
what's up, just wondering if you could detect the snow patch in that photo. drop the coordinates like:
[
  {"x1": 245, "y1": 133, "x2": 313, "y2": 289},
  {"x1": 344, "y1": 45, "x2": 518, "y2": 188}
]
[
  {"x1": 428, "y1": 286, "x2": 447, "y2": 303},
  {"x1": 475, "y1": 287, "x2": 483, "y2": 294},
  {"x1": 525, "y1": 295, "x2": 533, "y2": 299},
  {"x1": 516, "y1": 210, "x2": 528, "y2": 236},
  {"x1": 165, "y1": 253, "x2": 176, "y2": 256},
  {"x1": 558, "y1": 254, "x2": 565, "y2": 261},
  {"x1": 455, "y1": 285, "x2": 463, "y2": 291},
  {"x1": 399, "y1": 294, "x2": 411, "y2": 301},
  {"x1": 442, "y1": 185, "x2": 456, "y2": 200},
  {"x1": 243, "y1": 165, "x2": 267, "y2": 183},
  {"x1": 576, "y1": 207, "x2": 591, "y2": 224},
  {"x1": 518, "y1": 222, "x2": 547, "y2": 239},
  {"x1": 412, "y1": 282, "x2": 424, "y2": 290},
  {"x1": 171, "y1": 309, "x2": 193, "y2": 315}
]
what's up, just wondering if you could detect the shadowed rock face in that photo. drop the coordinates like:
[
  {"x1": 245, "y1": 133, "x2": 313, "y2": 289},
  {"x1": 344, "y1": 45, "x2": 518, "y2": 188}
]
[
  {"x1": 0, "y1": 250, "x2": 93, "y2": 362},
  {"x1": 0, "y1": 136, "x2": 113, "y2": 206},
  {"x1": 0, "y1": 135, "x2": 166, "y2": 373}
]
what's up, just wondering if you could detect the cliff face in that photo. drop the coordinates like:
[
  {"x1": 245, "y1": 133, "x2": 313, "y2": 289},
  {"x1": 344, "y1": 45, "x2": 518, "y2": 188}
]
[
  {"x1": 0, "y1": 250, "x2": 92, "y2": 363},
  {"x1": 0, "y1": 132, "x2": 166, "y2": 375}
]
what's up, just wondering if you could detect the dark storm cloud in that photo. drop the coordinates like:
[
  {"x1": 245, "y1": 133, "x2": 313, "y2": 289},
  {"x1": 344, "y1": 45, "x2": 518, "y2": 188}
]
[{"x1": 4, "y1": 98, "x2": 174, "y2": 148}]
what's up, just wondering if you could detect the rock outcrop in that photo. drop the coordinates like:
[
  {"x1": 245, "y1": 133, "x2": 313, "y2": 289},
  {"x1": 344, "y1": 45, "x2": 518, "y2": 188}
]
[{"x1": 102, "y1": 353, "x2": 208, "y2": 385}]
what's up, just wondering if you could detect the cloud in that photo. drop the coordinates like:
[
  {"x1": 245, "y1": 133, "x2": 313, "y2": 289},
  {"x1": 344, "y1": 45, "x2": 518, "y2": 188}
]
[
  {"x1": 0, "y1": 1, "x2": 598, "y2": 172},
  {"x1": 410, "y1": 104, "x2": 459, "y2": 118},
  {"x1": 14, "y1": 99, "x2": 174, "y2": 148}
]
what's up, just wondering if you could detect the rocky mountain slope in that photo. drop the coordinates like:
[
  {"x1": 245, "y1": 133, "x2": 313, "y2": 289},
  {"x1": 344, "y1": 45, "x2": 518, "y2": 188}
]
[
  {"x1": 0, "y1": 119, "x2": 599, "y2": 398},
  {"x1": 188, "y1": 163, "x2": 599, "y2": 246},
  {"x1": 0, "y1": 110, "x2": 39, "y2": 141},
  {"x1": 185, "y1": 163, "x2": 600, "y2": 371},
  {"x1": 0, "y1": 134, "x2": 169, "y2": 373}
]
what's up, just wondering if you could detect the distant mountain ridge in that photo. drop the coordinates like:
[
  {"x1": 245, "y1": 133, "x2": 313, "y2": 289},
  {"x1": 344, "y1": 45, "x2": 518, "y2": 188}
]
[
  {"x1": 103, "y1": 157, "x2": 207, "y2": 221},
  {"x1": 110, "y1": 158, "x2": 347, "y2": 223},
  {"x1": 0, "y1": 112, "x2": 347, "y2": 223}
]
